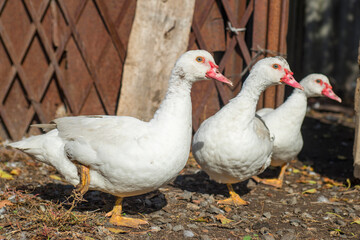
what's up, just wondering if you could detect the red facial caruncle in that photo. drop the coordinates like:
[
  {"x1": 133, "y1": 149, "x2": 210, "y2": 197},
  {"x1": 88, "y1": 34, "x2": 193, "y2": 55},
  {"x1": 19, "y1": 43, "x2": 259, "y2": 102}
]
[
  {"x1": 316, "y1": 79, "x2": 342, "y2": 102},
  {"x1": 205, "y1": 59, "x2": 233, "y2": 86},
  {"x1": 278, "y1": 67, "x2": 304, "y2": 90}
]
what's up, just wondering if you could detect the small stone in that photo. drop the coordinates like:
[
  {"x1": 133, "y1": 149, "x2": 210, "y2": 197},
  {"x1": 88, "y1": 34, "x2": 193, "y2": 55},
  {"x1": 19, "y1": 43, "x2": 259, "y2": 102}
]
[
  {"x1": 207, "y1": 206, "x2": 224, "y2": 214},
  {"x1": 200, "y1": 235, "x2": 211, "y2": 240},
  {"x1": 353, "y1": 205, "x2": 360, "y2": 211},
  {"x1": 262, "y1": 233, "x2": 275, "y2": 240},
  {"x1": 232, "y1": 214, "x2": 241, "y2": 221},
  {"x1": 166, "y1": 224, "x2": 173, "y2": 230},
  {"x1": 317, "y1": 195, "x2": 329, "y2": 203},
  {"x1": 173, "y1": 225, "x2": 184, "y2": 232},
  {"x1": 8, "y1": 195, "x2": 16, "y2": 203},
  {"x1": 335, "y1": 219, "x2": 346, "y2": 227},
  {"x1": 206, "y1": 195, "x2": 215, "y2": 204},
  {"x1": 203, "y1": 194, "x2": 210, "y2": 198},
  {"x1": 349, "y1": 213, "x2": 357, "y2": 219},
  {"x1": 346, "y1": 207, "x2": 355, "y2": 213},
  {"x1": 16, "y1": 232, "x2": 27, "y2": 240},
  {"x1": 301, "y1": 212, "x2": 312, "y2": 219},
  {"x1": 187, "y1": 224, "x2": 198, "y2": 229},
  {"x1": 284, "y1": 187, "x2": 294, "y2": 194},
  {"x1": 290, "y1": 219, "x2": 300, "y2": 227},
  {"x1": 187, "y1": 203, "x2": 200, "y2": 211},
  {"x1": 333, "y1": 207, "x2": 342, "y2": 214},
  {"x1": 200, "y1": 201, "x2": 208, "y2": 207},
  {"x1": 0, "y1": 207, "x2": 6, "y2": 215},
  {"x1": 181, "y1": 191, "x2": 192, "y2": 201},
  {"x1": 282, "y1": 211, "x2": 292, "y2": 217},
  {"x1": 183, "y1": 230, "x2": 194, "y2": 238},
  {"x1": 263, "y1": 212, "x2": 271, "y2": 219},
  {"x1": 260, "y1": 227, "x2": 270, "y2": 234},
  {"x1": 294, "y1": 208, "x2": 301, "y2": 214},
  {"x1": 39, "y1": 205, "x2": 46, "y2": 212},
  {"x1": 288, "y1": 196, "x2": 297, "y2": 205},
  {"x1": 281, "y1": 232, "x2": 297, "y2": 240},
  {"x1": 246, "y1": 179, "x2": 257, "y2": 189},
  {"x1": 150, "y1": 226, "x2": 161, "y2": 232}
]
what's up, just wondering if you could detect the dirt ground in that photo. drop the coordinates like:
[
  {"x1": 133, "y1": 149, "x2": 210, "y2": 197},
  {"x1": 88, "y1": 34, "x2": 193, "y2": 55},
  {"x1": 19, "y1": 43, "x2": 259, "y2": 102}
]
[{"x1": 0, "y1": 108, "x2": 359, "y2": 240}]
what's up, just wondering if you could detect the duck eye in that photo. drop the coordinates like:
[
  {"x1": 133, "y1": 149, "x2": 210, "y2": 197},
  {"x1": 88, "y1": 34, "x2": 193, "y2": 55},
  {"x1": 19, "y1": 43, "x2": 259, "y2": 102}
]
[
  {"x1": 272, "y1": 64, "x2": 279, "y2": 69},
  {"x1": 315, "y1": 79, "x2": 322, "y2": 84},
  {"x1": 196, "y1": 56, "x2": 204, "y2": 63}
]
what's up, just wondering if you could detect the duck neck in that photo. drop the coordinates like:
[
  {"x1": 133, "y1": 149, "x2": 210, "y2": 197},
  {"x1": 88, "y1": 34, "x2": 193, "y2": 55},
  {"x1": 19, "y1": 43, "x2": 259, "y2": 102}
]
[
  {"x1": 150, "y1": 74, "x2": 192, "y2": 125},
  {"x1": 226, "y1": 73, "x2": 269, "y2": 121},
  {"x1": 275, "y1": 88, "x2": 308, "y2": 124}
]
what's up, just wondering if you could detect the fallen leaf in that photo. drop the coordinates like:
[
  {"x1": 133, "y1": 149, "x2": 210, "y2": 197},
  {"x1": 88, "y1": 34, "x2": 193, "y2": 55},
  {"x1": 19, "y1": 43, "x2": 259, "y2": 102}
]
[
  {"x1": 346, "y1": 178, "x2": 351, "y2": 190},
  {"x1": 84, "y1": 237, "x2": 95, "y2": 240},
  {"x1": 215, "y1": 214, "x2": 233, "y2": 224},
  {"x1": 10, "y1": 169, "x2": 21, "y2": 176},
  {"x1": 224, "y1": 206, "x2": 232, "y2": 212},
  {"x1": 50, "y1": 175, "x2": 62, "y2": 181},
  {"x1": 190, "y1": 216, "x2": 211, "y2": 223},
  {"x1": 106, "y1": 227, "x2": 128, "y2": 234},
  {"x1": 292, "y1": 168, "x2": 300, "y2": 174},
  {"x1": 0, "y1": 169, "x2": 13, "y2": 180},
  {"x1": 326, "y1": 212, "x2": 343, "y2": 219},
  {"x1": 297, "y1": 178, "x2": 317, "y2": 185},
  {"x1": 322, "y1": 177, "x2": 343, "y2": 187},
  {"x1": 243, "y1": 236, "x2": 252, "y2": 240},
  {"x1": 302, "y1": 188, "x2": 317, "y2": 194},
  {"x1": 0, "y1": 200, "x2": 13, "y2": 208},
  {"x1": 351, "y1": 219, "x2": 360, "y2": 224}
]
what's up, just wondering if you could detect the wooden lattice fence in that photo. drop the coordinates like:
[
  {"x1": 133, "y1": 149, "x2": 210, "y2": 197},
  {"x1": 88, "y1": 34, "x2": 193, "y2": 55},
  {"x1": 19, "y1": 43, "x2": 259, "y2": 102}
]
[{"x1": 0, "y1": 0, "x2": 289, "y2": 140}]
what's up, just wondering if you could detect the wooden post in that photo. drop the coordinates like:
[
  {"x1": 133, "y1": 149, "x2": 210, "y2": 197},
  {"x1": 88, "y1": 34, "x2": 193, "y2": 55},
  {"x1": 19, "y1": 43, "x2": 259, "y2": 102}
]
[
  {"x1": 353, "y1": 41, "x2": 360, "y2": 178},
  {"x1": 116, "y1": 0, "x2": 196, "y2": 120}
]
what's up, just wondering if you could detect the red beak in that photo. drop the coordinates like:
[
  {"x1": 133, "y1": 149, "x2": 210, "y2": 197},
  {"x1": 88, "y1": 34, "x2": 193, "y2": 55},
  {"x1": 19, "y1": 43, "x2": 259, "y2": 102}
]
[
  {"x1": 321, "y1": 83, "x2": 342, "y2": 102},
  {"x1": 280, "y1": 69, "x2": 304, "y2": 90},
  {"x1": 206, "y1": 61, "x2": 233, "y2": 86}
]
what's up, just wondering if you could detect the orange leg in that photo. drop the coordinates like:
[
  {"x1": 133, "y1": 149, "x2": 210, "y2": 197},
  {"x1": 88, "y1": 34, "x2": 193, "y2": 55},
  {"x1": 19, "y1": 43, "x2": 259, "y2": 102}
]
[
  {"x1": 252, "y1": 163, "x2": 288, "y2": 188},
  {"x1": 105, "y1": 197, "x2": 148, "y2": 228},
  {"x1": 75, "y1": 164, "x2": 90, "y2": 195},
  {"x1": 217, "y1": 184, "x2": 249, "y2": 206}
]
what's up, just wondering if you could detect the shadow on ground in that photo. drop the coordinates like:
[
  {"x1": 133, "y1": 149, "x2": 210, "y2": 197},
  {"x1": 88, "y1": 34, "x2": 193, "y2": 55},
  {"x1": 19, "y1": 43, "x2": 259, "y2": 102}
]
[
  {"x1": 173, "y1": 170, "x2": 251, "y2": 198},
  {"x1": 17, "y1": 183, "x2": 167, "y2": 215}
]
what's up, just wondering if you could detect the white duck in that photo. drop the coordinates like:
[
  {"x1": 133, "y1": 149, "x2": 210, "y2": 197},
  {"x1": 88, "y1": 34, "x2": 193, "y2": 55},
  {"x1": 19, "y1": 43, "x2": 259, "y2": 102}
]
[
  {"x1": 192, "y1": 57, "x2": 303, "y2": 206},
  {"x1": 8, "y1": 50, "x2": 232, "y2": 227},
  {"x1": 253, "y1": 74, "x2": 341, "y2": 188}
]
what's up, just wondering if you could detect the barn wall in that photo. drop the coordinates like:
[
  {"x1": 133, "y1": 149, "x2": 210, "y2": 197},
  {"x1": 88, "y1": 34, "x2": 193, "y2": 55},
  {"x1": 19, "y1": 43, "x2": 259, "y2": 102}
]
[{"x1": 0, "y1": 0, "x2": 290, "y2": 140}]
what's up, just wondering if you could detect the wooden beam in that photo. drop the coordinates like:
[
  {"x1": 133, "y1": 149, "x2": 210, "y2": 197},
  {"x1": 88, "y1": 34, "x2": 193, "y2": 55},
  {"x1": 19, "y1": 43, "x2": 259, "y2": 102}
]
[
  {"x1": 353, "y1": 41, "x2": 360, "y2": 178},
  {"x1": 117, "y1": 0, "x2": 196, "y2": 120}
]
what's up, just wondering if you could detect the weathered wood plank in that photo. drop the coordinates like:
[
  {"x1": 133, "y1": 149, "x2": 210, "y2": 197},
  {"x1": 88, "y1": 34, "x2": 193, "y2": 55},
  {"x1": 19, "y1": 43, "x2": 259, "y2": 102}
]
[
  {"x1": 353, "y1": 42, "x2": 360, "y2": 178},
  {"x1": 117, "y1": 0, "x2": 196, "y2": 120},
  {"x1": 253, "y1": 0, "x2": 268, "y2": 109},
  {"x1": 264, "y1": 0, "x2": 281, "y2": 109}
]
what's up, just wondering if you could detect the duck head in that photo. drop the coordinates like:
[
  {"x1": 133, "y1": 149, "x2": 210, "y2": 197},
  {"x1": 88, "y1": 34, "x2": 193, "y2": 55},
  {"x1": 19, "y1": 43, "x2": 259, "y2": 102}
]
[
  {"x1": 251, "y1": 57, "x2": 303, "y2": 90},
  {"x1": 300, "y1": 74, "x2": 341, "y2": 102},
  {"x1": 173, "y1": 50, "x2": 233, "y2": 86}
]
